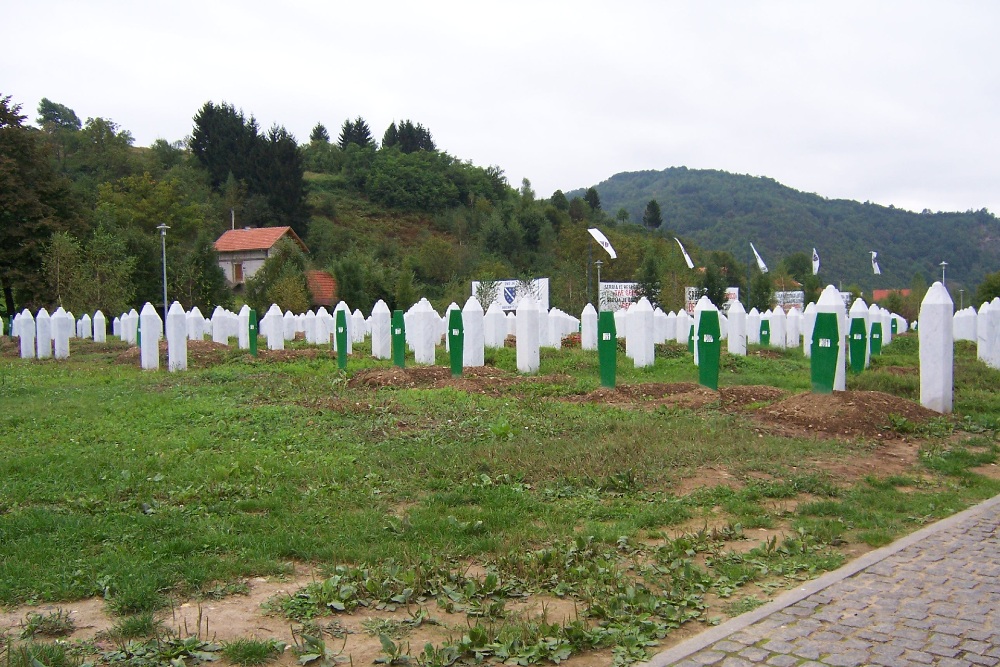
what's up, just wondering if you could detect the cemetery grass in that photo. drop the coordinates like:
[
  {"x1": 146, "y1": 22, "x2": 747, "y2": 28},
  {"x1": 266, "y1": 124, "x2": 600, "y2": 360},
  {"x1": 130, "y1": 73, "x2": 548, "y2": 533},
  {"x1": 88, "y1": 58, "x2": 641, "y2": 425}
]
[{"x1": 1, "y1": 336, "x2": 999, "y2": 666}]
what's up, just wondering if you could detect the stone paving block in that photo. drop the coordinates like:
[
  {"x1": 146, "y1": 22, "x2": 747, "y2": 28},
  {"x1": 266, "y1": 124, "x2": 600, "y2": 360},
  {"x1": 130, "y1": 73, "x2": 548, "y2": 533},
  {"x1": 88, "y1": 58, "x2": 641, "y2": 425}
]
[
  {"x1": 736, "y1": 647, "x2": 769, "y2": 662},
  {"x1": 823, "y1": 650, "x2": 870, "y2": 667},
  {"x1": 936, "y1": 658, "x2": 973, "y2": 667},
  {"x1": 902, "y1": 649, "x2": 936, "y2": 663},
  {"x1": 719, "y1": 657, "x2": 754, "y2": 667},
  {"x1": 763, "y1": 655, "x2": 797, "y2": 667},
  {"x1": 689, "y1": 651, "x2": 726, "y2": 664},
  {"x1": 966, "y1": 654, "x2": 1000, "y2": 666}
]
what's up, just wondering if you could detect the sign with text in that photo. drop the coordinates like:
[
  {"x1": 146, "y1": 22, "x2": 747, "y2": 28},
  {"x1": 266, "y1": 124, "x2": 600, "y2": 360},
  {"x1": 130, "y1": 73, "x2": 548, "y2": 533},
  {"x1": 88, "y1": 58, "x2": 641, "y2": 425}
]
[{"x1": 599, "y1": 282, "x2": 640, "y2": 311}]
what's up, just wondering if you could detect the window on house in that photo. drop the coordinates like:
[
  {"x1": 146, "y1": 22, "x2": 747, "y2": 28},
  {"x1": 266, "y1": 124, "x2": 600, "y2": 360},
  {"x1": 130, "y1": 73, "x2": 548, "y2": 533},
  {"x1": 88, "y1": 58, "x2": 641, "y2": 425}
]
[{"x1": 234, "y1": 263, "x2": 244, "y2": 283}]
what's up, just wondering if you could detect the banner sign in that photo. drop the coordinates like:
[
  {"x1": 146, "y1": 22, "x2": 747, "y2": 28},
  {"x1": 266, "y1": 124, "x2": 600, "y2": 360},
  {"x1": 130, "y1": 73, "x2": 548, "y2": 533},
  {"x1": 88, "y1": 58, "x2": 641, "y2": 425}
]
[
  {"x1": 599, "y1": 282, "x2": 639, "y2": 312},
  {"x1": 775, "y1": 291, "x2": 805, "y2": 312},
  {"x1": 471, "y1": 278, "x2": 550, "y2": 312}
]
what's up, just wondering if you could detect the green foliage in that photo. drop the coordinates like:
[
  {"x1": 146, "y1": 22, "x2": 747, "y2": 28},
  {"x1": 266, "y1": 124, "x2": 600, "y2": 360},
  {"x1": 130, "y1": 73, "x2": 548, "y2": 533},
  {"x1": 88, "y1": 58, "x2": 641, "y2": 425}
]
[
  {"x1": 310, "y1": 123, "x2": 330, "y2": 144},
  {"x1": 381, "y1": 120, "x2": 434, "y2": 153},
  {"x1": 584, "y1": 187, "x2": 601, "y2": 212},
  {"x1": 974, "y1": 270, "x2": 1000, "y2": 305},
  {"x1": 0, "y1": 94, "x2": 83, "y2": 315},
  {"x1": 19, "y1": 609, "x2": 75, "y2": 638},
  {"x1": 634, "y1": 254, "x2": 661, "y2": 308},
  {"x1": 222, "y1": 639, "x2": 286, "y2": 666},
  {"x1": 190, "y1": 101, "x2": 308, "y2": 237},
  {"x1": 642, "y1": 199, "x2": 662, "y2": 229},
  {"x1": 244, "y1": 238, "x2": 311, "y2": 313},
  {"x1": 701, "y1": 261, "x2": 728, "y2": 309},
  {"x1": 337, "y1": 117, "x2": 374, "y2": 150},
  {"x1": 748, "y1": 271, "x2": 773, "y2": 311},
  {"x1": 580, "y1": 167, "x2": 1000, "y2": 291},
  {"x1": 365, "y1": 149, "x2": 459, "y2": 212}
]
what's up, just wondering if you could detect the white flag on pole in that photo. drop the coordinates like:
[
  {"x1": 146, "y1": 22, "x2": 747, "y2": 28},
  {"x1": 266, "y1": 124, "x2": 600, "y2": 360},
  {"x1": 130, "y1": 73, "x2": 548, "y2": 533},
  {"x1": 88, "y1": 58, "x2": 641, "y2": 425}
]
[
  {"x1": 812, "y1": 248, "x2": 820, "y2": 275},
  {"x1": 750, "y1": 242, "x2": 768, "y2": 273},
  {"x1": 674, "y1": 237, "x2": 695, "y2": 269},
  {"x1": 871, "y1": 251, "x2": 881, "y2": 275},
  {"x1": 587, "y1": 228, "x2": 617, "y2": 259}
]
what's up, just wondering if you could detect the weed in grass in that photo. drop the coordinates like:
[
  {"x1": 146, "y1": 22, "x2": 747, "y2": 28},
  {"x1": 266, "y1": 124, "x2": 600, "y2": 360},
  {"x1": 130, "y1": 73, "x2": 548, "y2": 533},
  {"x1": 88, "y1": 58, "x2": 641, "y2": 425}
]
[
  {"x1": 723, "y1": 595, "x2": 767, "y2": 616},
  {"x1": 291, "y1": 631, "x2": 348, "y2": 667},
  {"x1": 221, "y1": 638, "x2": 286, "y2": 666},
  {"x1": 99, "y1": 636, "x2": 222, "y2": 667},
  {"x1": 100, "y1": 613, "x2": 162, "y2": 642},
  {"x1": 19, "y1": 608, "x2": 75, "y2": 638},
  {"x1": 3, "y1": 642, "x2": 82, "y2": 667}
]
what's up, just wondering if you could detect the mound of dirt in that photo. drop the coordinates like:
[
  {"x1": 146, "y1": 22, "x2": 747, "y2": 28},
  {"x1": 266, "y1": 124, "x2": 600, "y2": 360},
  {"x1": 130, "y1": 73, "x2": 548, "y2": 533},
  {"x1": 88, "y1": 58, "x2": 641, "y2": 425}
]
[
  {"x1": 347, "y1": 366, "x2": 521, "y2": 393},
  {"x1": 569, "y1": 382, "x2": 719, "y2": 410},
  {"x1": 752, "y1": 390, "x2": 942, "y2": 439},
  {"x1": 718, "y1": 385, "x2": 787, "y2": 409}
]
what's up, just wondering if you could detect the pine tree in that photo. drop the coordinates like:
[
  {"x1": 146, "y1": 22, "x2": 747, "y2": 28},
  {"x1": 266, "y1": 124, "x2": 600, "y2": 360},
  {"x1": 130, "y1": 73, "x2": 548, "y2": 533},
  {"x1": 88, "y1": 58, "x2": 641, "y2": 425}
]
[
  {"x1": 310, "y1": 123, "x2": 330, "y2": 143},
  {"x1": 642, "y1": 199, "x2": 663, "y2": 229}
]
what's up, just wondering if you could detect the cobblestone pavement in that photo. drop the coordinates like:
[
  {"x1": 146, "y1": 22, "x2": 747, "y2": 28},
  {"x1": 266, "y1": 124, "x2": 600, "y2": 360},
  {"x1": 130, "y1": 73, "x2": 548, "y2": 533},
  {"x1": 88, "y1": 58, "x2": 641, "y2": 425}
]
[{"x1": 644, "y1": 494, "x2": 1000, "y2": 667}]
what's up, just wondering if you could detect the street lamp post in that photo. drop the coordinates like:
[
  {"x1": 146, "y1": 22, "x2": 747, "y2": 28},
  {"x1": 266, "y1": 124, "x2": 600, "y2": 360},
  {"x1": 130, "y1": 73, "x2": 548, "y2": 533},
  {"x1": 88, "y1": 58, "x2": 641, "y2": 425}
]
[
  {"x1": 939, "y1": 261, "x2": 948, "y2": 285},
  {"x1": 594, "y1": 260, "x2": 603, "y2": 309},
  {"x1": 157, "y1": 224, "x2": 170, "y2": 322},
  {"x1": 960, "y1": 288, "x2": 965, "y2": 310}
]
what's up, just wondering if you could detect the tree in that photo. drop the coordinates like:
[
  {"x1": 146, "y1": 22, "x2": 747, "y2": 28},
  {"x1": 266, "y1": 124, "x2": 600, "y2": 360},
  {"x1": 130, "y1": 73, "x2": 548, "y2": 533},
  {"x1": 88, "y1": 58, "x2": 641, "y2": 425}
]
[
  {"x1": 171, "y1": 232, "x2": 230, "y2": 312},
  {"x1": 333, "y1": 255, "x2": 366, "y2": 310},
  {"x1": 748, "y1": 271, "x2": 773, "y2": 312},
  {"x1": 337, "y1": 117, "x2": 374, "y2": 150},
  {"x1": 243, "y1": 238, "x2": 311, "y2": 313},
  {"x1": 584, "y1": 187, "x2": 601, "y2": 211},
  {"x1": 701, "y1": 261, "x2": 728, "y2": 309},
  {"x1": 568, "y1": 197, "x2": 587, "y2": 223},
  {"x1": 616, "y1": 208, "x2": 630, "y2": 225},
  {"x1": 0, "y1": 95, "x2": 81, "y2": 315},
  {"x1": 37, "y1": 98, "x2": 82, "y2": 131},
  {"x1": 382, "y1": 120, "x2": 435, "y2": 153},
  {"x1": 634, "y1": 254, "x2": 661, "y2": 308},
  {"x1": 43, "y1": 232, "x2": 83, "y2": 308},
  {"x1": 975, "y1": 271, "x2": 1000, "y2": 305},
  {"x1": 550, "y1": 190, "x2": 569, "y2": 211},
  {"x1": 642, "y1": 199, "x2": 662, "y2": 229},
  {"x1": 310, "y1": 123, "x2": 330, "y2": 143}
]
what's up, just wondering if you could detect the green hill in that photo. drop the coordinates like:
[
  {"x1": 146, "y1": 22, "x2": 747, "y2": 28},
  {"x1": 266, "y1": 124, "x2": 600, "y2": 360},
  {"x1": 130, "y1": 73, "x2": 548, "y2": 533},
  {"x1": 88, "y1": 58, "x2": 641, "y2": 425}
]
[{"x1": 571, "y1": 167, "x2": 1000, "y2": 291}]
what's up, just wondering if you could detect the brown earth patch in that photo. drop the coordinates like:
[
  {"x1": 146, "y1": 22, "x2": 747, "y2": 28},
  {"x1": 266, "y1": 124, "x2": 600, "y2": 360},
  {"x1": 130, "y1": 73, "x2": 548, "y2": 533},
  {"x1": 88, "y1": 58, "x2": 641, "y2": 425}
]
[
  {"x1": 566, "y1": 383, "x2": 719, "y2": 410},
  {"x1": 718, "y1": 385, "x2": 786, "y2": 409},
  {"x1": 750, "y1": 390, "x2": 943, "y2": 440}
]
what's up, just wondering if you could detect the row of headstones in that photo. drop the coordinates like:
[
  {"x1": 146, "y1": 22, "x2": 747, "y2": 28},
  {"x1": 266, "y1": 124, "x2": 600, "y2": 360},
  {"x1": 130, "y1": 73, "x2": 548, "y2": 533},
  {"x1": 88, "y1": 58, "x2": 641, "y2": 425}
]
[
  {"x1": 9, "y1": 307, "x2": 109, "y2": 359},
  {"x1": 952, "y1": 298, "x2": 1000, "y2": 370},
  {"x1": 11, "y1": 285, "x2": 965, "y2": 417}
]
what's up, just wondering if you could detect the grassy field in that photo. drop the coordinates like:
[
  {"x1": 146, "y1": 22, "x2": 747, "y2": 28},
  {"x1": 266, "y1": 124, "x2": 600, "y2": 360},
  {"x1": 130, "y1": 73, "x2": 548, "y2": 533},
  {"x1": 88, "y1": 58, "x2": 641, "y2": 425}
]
[{"x1": 0, "y1": 334, "x2": 998, "y2": 666}]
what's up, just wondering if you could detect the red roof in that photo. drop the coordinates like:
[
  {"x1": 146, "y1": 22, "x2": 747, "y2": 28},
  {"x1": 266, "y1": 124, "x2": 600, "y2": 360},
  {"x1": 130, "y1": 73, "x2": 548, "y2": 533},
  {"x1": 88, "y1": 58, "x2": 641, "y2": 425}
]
[
  {"x1": 214, "y1": 226, "x2": 308, "y2": 253},
  {"x1": 872, "y1": 288, "x2": 911, "y2": 301},
  {"x1": 306, "y1": 270, "x2": 337, "y2": 306}
]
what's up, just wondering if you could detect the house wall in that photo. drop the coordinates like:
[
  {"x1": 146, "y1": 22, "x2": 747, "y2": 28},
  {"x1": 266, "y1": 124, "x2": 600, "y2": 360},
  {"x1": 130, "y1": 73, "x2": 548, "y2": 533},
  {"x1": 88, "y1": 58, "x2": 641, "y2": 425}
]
[{"x1": 218, "y1": 250, "x2": 269, "y2": 284}]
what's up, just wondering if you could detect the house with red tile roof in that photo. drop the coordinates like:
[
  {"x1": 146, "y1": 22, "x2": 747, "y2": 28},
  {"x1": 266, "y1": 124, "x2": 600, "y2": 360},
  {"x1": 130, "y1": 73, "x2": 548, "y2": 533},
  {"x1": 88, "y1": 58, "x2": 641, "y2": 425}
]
[{"x1": 213, "y1": 226, "x2": 308, "y2": 285}]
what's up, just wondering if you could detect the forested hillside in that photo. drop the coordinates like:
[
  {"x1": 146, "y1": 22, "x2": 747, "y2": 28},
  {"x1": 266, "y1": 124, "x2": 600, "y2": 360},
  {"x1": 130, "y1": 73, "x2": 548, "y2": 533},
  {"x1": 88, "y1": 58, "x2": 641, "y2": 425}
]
[
  {"x1": 573, "y1": 168, "x2": 1000, "y2": 291},
  {"x1": 4, "y1": 92, "x2": 998, "y2": 326},
  {"x1": 0, "y1": 94, "x2": 694, "y2": 320}
]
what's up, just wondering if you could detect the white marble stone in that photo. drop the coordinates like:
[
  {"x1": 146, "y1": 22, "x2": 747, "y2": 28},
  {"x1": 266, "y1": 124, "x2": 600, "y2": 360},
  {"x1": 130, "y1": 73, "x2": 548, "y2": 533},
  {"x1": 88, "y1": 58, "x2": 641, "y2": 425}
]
[
  {"x1": 919, "y1": 282, "x2": 953, "y2": 412},
  {"x1": 52, "y1": 307, "x2": 71, "y2": 359},
  {"x1": 746, "y1": 308, "x2": 761, "y2": 345},
  {"x1": 19, "y1": 309, "x2": 35, "y2": 358},
  {"x1": 462, "y1": 296, "x2": 485, "y2": 367},
  {"x1": 626, "y1": 298, "x2": 654, "y2": 367},
  {"x1": 93, "y1": 310, "x2": 107, "y2": 343},
  {"x1": 516, "y1": 294, "x2": 540, "y2": 374},
  {"x1": 786, "y1": 306, "x2": 801, "y2": 348},
  {"x1": 167, "y1": 301, "x2": 188, "y2": 371},
  {"x1": 770, "y1": 307, "x2": 787, "y2": 349},
  {"x1": 139, "y1": 303, "x2": 161, "y2": 370},
  {"x1": 371, "y1": 300, "x2": 391, "y2": 359},
  {"x1": 484, "y1": 303, "x2": 507, "y2": 349},
  {"x1": 727, "y1": 300, "x2": 747, "y2": 356},
  {"x1": 35, "y1": 308, "x2": 52, "y2": 359},
  {"x1": 80, "y1": 313, "x2": 92, "y2": 340},
  {"x1": 581, "y1": 304, "x2": 598, "y2": 351}
]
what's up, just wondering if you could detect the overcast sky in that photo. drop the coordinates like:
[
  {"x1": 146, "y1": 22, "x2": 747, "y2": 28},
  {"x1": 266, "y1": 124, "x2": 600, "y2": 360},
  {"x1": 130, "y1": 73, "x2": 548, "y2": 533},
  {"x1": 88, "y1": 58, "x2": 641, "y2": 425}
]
[{"x1": 5, "y1": 1, "x2": 998, "y2": 214}]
